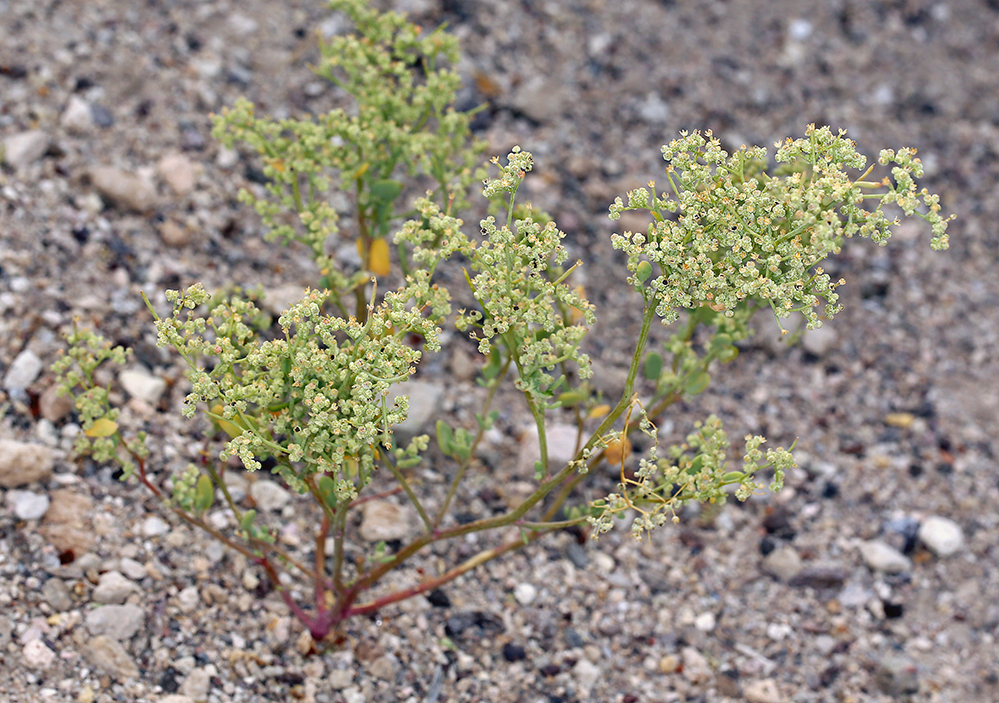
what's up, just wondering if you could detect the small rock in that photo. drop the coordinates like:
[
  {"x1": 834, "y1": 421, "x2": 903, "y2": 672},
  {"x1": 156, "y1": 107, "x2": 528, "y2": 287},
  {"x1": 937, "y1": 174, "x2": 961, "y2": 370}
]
[
  {"x1": 388, "y1": 380, "x2": 443, "y2": 439},
  {"x1": 159, "y1": 220, "x2": 192, "y2": 248},
  {"x1": 571, "y1": 659, "x2": 600, "y2": 696},
  {"x1": 502, "y1": 642, "x2": 527, "y2": 662},
  {"x1": 85, "y1": 604, "x2": 145, "y2": 640},
  {"x1": 517, "y1": 423, "x2": 580, "y2": 476},
  {"x1": 91, "y1": 104, "x2": 114, "y2": 128},
  {"x1": 119, "y1": 368, "x2": 167, "y2": 405},
  {"x1": 41, "y1": 578, "x2": 74, "y2": 612},
  {"x1": 176, "y1": 585, "x2": 201, "y2": 614},
  {"x1": 789, "y1": 564, "x2": 849, "y2": 589},
  {"x1": 142, "y1": 515, "x2": 170, "y2": 536},
  {"x1": 858, "y1": 540, "x2": 911, "y2": 573},
  {"x1": 92, "y1": 571, "x2": 141, "y2": 605},
  {"x1": 90, "y1": 165, "x2": 157, "y2": 212},
  {"x1": 658, "y1": 654, "x2": 680, "y2": 673},
  {"x1": 159, "y1": 697, "x2": 196, "y2": 703},
  {"x1": 249, "y1": 479, "x2": 292, "y2": 512},
  {"x1": 918, "y1": 515, "x2": 964, "y2": 556},
  {"x1": 180, "y1": 667, "x2": 212, "y2": 699},
  {"x1": 39, "y1": 383, "x2": 76, "y2": 423},
  {"x1": 680, "y1": 646, "x2": 712, "y2": 684},
  {"x1": 876, "y1": 653, "x2": 919, "y2": 696},
  {"x1": 61, "y1": 95, "x2": 96, "y2": 133},
  {"x1": 2, "y1": 130, "x2": 49, "y2": 169},
  {"x1": 3, "y1": 349, "x2": 43, "y2": 391},
  {"x1": 744, "y1": 678, "x2": 782, "y2": 703},
  {"x1": 513, "y1": 583, "x2": 537, "y2": 606},
  {"x1": 0, "y1": 440, "x2": 56, "y2": 487},
  {"x1": 359, "y1": 499, "x2": 412, "y2": 542},
  {"x1": 23, "y1": 639, "x2": 56, "y2": 670},
  {"x1": 85, "y1": 635, "x2": 139, "y2": 679},
  {"x1": 368, "y1": 654, "x2": 398, "y2": 681},
  {"x1": 760, "y1": 545, "x2": 802, "y2": 582},
  {"x1": 7, "y1": 490, "x2": 50, "y2": 520},
  {"x1": 158, "y1": 153, "x2": 198, "y2": 195},
  {"x1": 509, "y1": 75, "x2": 565, "y2": 123},
  {"x1": 801, "y1": 323, "x2": 839, "y2": 356},
  {"x1": 118, "y1": 557, "x2": 147, "y2": 581},
  {"x1": 694, "y1": 611, "x2": 716, "y2": 632}
]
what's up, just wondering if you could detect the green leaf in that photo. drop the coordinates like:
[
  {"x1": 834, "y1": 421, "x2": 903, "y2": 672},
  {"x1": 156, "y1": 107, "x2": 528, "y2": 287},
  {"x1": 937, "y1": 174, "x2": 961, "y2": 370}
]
[
  {"x1": 194, "y1": 474, "x2": 214, "y2": 513},
  {"x1": 239, "y1": 509, "x2": 258, "y2": 533},
  {"x1": 435, "y1": 420, "x2": 454, "y2": 455},
  {"x1": 369, "y1": 178, "x2": 403, "y2": 203},
  {"x1": 317, "y1": 475, "x2": 338, "y2": 508},
  {"x1": 684, "y1": 371, "x2": 711, "y2": 396},
  {"x1": 643, "y1": 352, "x2": 663, "y2": 381},
  {"x1": 636, "y1": 260, "x2": 653, "y2": 282}
]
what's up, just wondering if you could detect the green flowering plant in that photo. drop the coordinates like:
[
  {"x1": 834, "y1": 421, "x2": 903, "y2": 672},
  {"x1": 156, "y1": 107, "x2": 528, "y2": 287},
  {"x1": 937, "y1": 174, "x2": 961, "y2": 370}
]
[
  {"x1": 212, "y1": 0, "x2": 484, "y2": 320},
  {"x1": 54, "y1": 0, "x2": 952, "y2": 648}
]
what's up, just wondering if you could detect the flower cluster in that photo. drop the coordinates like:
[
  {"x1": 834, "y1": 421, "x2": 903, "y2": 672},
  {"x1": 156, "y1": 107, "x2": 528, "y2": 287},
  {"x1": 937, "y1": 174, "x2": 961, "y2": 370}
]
[{"x1": 611, "y1": 125, "x2": 952, "y2": 330}]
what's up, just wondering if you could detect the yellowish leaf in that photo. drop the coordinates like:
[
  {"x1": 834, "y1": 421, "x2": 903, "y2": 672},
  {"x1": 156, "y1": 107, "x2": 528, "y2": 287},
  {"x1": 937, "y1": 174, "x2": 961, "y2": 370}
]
[
  {"x1": 84, "y1": 417, "x2": 118, "y2": 438},
  {"x1": 369, "y1": 237, "x2": 391, "y2": 277}
]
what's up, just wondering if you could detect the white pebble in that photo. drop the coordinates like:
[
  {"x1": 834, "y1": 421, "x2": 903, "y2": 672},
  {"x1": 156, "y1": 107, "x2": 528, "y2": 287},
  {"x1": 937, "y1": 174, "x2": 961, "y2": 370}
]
[
  {"x1": 23, "y1": 639, "x2": 56, "y2": 670},
  {"x1": 513, "y1": 583, "x2": 537, "y2": 606},
  {"x1": 142, "y1": 515, "x2": 170, "y2": 536},
  {"x1": 8, "y1": 490, "x2": 50, "y2": 520},
  {"x1": 918, "y1": 515, "x2": 964, "y2": 556}
]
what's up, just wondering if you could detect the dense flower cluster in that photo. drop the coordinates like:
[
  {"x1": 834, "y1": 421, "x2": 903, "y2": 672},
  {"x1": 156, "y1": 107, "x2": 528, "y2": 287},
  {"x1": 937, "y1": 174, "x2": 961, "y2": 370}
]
[{"x1": 611, "y1": 125, "x2": 952, "y2": 330}]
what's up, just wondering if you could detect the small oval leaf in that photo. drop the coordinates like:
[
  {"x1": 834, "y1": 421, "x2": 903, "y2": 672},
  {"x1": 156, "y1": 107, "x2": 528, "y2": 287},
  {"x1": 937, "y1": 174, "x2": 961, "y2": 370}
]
[
  {"x1": 84, "y1": 417, "x2": 118, "y2": 438},
  {"x1": 643, "y1": 352, "x2": 664, "y2": 381},
  {"x1": 369, "y1": 237, "x2": 391, "y2": 277},
  {"x1": 194, "y1": 474, "x2": 214, "y2": 513}
]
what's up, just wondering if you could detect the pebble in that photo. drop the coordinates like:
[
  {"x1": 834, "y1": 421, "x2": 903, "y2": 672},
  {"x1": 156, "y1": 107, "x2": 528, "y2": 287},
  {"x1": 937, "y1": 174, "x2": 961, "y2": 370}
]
[
  {"x1": 0, "y1": 440, "x2": 56, "y2": 487},
  {"x1": 918, "y1": 515, "x2": 964, "y2": 556},
  {"x1": 41, "y1": 578, "x2": 74, "y2": 612},
  {"x1": 388, "y1": 380, "x2": 444, "y2": 439},
  {"x1": 176, "y1": 585, "x2": 201, "y2": 613},
  {"x1": 876, "y1": 654, "x2": 919, "y2": 696},
  {"x1": 158, "y1": 152, "x2": 198, "y2": 195},
  {"x1": 801, "y1": 324, "x2": 839, "y2": 356},
  {"x1": 789, "y1": 564, "x2": 849, "y2": 589},
  {"x1": 90, "y1": 165, "x2": 157, "y2": 212},
  {"x1": 516, "y1": 423, "x2": 580, "y2": 476},
  {"x1": 23, "y1": 639, "x2": 56, "y2": 670},
  {"x1": 513, "y1": 583, "x2": 537, "y2": 606},
  {"x1": 3, "y1": 349, "x2": 43, "y2": 391},
  {"x1": 159, "y1": 219, "x2": 193, "y2": 248},
  {"x1": 680, "y1": 646, "x2": 712, "y2": 684},
  {"x1": 159, "y1": 697, "x2": 196, "y2": 703},
  {"x1": 38, "y1": 383, "x2": 76, "y2": 423},
  {"x1": 760, "y1": 545, "x2": 802, "y2": 582},
  {"x1": 92, "y1": 571, "x2": 141, "y2": 605},
  {"x1": 359, "y1": 499, "x2": 413, "y2": 542},
  {"x1": 142, "y1": 515, "x2": 170, "y2": 536},
  {"x1": 119, "y1": 368, "x2": 167, "y2": 405},
  {"x1": 743, "y1": 678, "x2": 782, "y2": 703},
  {"x1": 858, "y1": 540, "x2": 911, "y2": 573},
  {"x1": 249, "y1": 479, "x2": 292, "y2": 512},
  {"x1": 2, "y1": 130, "x2": 49, "y2": 169},
  {"x1": 368, "y1": 654, "x2": 398, "y2": 681},
  {"x1": 8, "y1": 490, "x2": 50, "y2": 520},
  {"x1": 85, "y1": 604, "x2": 145, "y2": 640},
  {"x1": 509, "y1": 75, "x2": 565, "y2": 124},
  {"x1": 61, "y1": 95, "x2": 96, "y2": 133},
  {"x1": 571, "y1": 659, "x2": 600, "y2": 696},
  {"x1": 118, "y1": 557, "x2": 147, "y2": 581},
  {"x1": 180, "y1": 667, "x2": 212, "y2": 699},
  {"x1": 85, "y1": 635, "x2": 139, "y2": 679},
  {"x1": 694, "y1": 611, "x2": 716, "y2": 632}
]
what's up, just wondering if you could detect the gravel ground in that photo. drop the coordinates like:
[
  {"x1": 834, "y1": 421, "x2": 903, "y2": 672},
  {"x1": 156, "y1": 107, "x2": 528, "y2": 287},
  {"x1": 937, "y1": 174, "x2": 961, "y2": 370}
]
[{"x1": 2, "y1": 1, "x2": 998, "y2": 702}]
